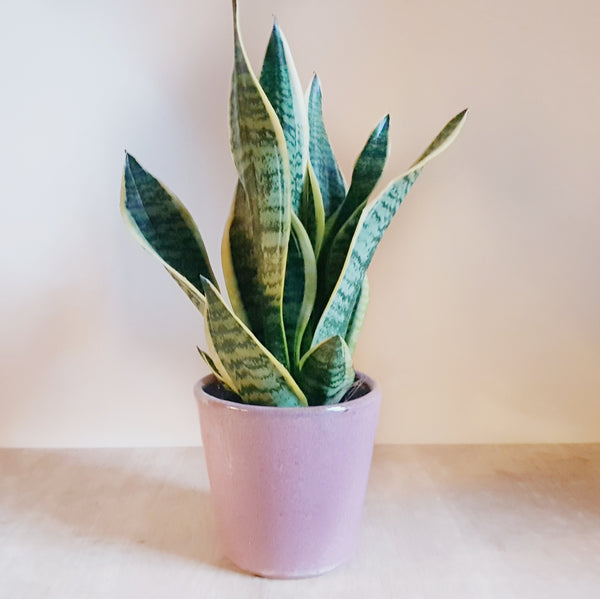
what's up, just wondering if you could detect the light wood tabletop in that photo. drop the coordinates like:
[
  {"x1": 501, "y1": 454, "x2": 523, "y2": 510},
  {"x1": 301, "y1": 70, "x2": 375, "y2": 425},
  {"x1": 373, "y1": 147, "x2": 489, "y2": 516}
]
[{"x1": 1, "y1": 445, "x2": 599, "y2": 598}]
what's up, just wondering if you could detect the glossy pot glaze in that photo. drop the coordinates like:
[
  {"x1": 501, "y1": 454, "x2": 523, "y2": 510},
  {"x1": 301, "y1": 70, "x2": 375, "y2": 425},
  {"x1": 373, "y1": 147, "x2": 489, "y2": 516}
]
[{"x1": 194, "y1": 372, "x2": 381, "y2": 579}]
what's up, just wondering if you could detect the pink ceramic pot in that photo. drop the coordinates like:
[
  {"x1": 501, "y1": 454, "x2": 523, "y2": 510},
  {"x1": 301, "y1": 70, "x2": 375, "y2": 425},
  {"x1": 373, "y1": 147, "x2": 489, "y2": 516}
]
[{"x1": 194, "y1": 372, "x2": 381, "y2": 579}]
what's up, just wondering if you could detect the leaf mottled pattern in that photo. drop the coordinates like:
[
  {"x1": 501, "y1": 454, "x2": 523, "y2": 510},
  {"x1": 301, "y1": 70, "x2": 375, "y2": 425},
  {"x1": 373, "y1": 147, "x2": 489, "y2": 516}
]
[
  {"x1": 327, "y1": 114, "x2": 390, "y2": 242},
  {"x1": 307, "y1": 75, "x2": 346, "y2": 219},
  {"x1": 299, "y1": 336, "x2": 354, "y2": 405},
  {"x1": 223, "y1": 182, "x2": 262, "y2": 332},
  {"x1": 260, "y1": 21, "x2": 309, "y2": 214},
  {"x1": 202, "y1": 278, "x2": 307, "y2": 407},
  {"x1": 229, "y1": 3, "x2": 292, "y2": 366},
  {"x1": 345, "y1": 276, "x2": 370, "y2": 354},
  {"x1": 298, "y1": 161, "x2": 325, "y2": 256},
  {"x1": 121, "y1": 153, "x2": 218, "y2": 312},
  {"x1": 317, "y1": 115, "x2": 391, "y2": 307},
  {"x1": 312, "y1": 109, "x2": 468, "y2": 347},
  {"x1": 312, "y1": 171, "x2": 420, "y2": 346},
  {"x1": 282, "y1": 214, "x2": 317, "y2": 369}
]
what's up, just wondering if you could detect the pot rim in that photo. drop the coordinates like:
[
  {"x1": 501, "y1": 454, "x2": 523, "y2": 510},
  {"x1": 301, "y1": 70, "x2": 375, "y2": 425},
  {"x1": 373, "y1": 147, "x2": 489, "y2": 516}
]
[{"x1": 194, "y1": 370, "x2": 380, "y2": 414}]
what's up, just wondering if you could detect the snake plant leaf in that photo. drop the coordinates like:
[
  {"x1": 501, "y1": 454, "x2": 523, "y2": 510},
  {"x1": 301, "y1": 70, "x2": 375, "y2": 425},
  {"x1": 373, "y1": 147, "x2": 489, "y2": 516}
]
[
  {"x1": 325, "y1": 114, "x2": 390, "y2": 243},
  {"x1": 306, "y1": 75, "x2": 347, "y2": 219},
  {"x1": 197, "y1": 346, "x2": 233, "y2": 389},
  {"x1": 298, "y1": 160, "x2": 326, "y2": 257},
  {"x1": 203, "y1": 321, "x2": 239, "y2": 392},
  {"x1": 202, "y1": 277, "x2": 308, "y2": 407},
  {"x1": 259, "y1": 20, "x2": 309, "y2": 214},
  {"x1": 317, "y1": 115, "x2": 390, "y2": 309},
  {"x1": 121, "y1": 153, "x2": 218, "y2": 313},
  {"x1": 312, "y1": 108, "x2": 468, "y2": 347},
  {"x1": 345, "y1": 275, "x2": 370, "y2": 354},
  {"x1": 299, "y1": 335, "x2": 354, "y2": 405},
  {"x1": 169, "y1": 275, "x2": 207, "y2": 313},
  {"x1": 282, "y1": 213, "x2": 317, "y2": 370},
  {"x1": 229, "y1": 0, "x2": 292, "y2": 367},
  {"x1": 222, "y1": 181, "x2": 256, "y2": 328}
]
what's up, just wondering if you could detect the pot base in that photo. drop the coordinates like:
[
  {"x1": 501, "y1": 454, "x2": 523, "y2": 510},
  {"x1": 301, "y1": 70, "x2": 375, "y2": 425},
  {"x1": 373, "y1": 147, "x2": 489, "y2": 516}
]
[{"x1": 244, "y1": 560, "x2": 345, "y2": 580}]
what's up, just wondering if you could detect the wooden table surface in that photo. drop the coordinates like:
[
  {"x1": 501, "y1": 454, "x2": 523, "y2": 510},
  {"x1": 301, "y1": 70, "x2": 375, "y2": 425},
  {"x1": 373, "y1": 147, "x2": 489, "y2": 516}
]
[{"x1": 1, "y1": 445, "x2": 599, "y2": 598}]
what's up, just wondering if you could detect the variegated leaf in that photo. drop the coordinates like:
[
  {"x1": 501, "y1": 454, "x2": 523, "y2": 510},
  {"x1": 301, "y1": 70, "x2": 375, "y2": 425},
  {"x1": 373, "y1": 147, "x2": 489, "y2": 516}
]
[
  {"x1": 282, "y1": 213, "x2": 317, "y2": 370},
  {"x1": 202, "y1": 277, "x2": 307, "y2": 407},
  {"x1": 345, "y1": 275, "x2": 370, "y2": 354},
  {"x1": 222, "y1": 182, "x2": 256, "y2": 328},
  {"x1": 321, "y1": 176, "x2": 413, "y2": 308},
  {"x1": 299, "y1": 335, "x2": 354, "y2": 405},
  {"x1": 120, "y1": 153, "x2": 218, "y2": 313},
  {"x1": 298, "y1": 160, "x2": 325, "y2": 256},
  {"x1": 325, "y1": 114, "x2": 390, "y2": 242},
  {"x1": 197, "y1": 346, "x2": 232, "y2": 389},
  {"x1": 312, "y1": 109, "x2": 468, "y2": 347},
  {"x1": 260, "y1": 20, "x2": 309, "y2": 214},
  {"x1": 306, "y1": 75, "x2": 347, "y2": 218},
  {"x1": 318, "y1": 114, "x2": 390, "y2": 307},
  {"x1": 203, "y1": 319, "x2": 239, "y2": 392},
  {"x1": 229, "y1": 0, "x2": 292, "y2": 366}
]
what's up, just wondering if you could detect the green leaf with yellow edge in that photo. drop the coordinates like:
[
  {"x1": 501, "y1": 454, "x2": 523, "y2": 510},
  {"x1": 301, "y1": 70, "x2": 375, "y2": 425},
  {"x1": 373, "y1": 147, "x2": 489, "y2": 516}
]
[
  {"x1": 299, "y1": 160, "x2": 326, "y2": 256},
  {"x1": 312, "y1": 109, "x2": 468, "y2": 347},
  {"x1": 345, "y1": 275, "x2": 370, "y2": 354},
  {"x1": 324, "y1": 114, "x2": 390, "y2": 242},
  {"x1": 197, "y1": 346, "x2": 234, "y2": 390},
  {"x1": 317, "y1": 114, "x2": 390, "y2": 312},
  {"x1": 282, "y1": 213, "x2": 317, "y2": 370},
  {"x1": 306, "y1": 75, "x2": 346, "y2": 219},
  {"x1": 120, "y1": 153, "x2": 218, "y2": 313},
  {"x1": 203, "y1": 321, "x2": 239, "y2": 393},
  {"x1": 260, "y1": 20, "x2": 309, "y2": 214},
  {"x1": 202, "y1": 277, "x2": 308, "y2": 407},
  {"x1": 299, "y1": 335, "x2": 354, "y2": 405},
  {"x1": 229, "y1": 0, "x2": 291, "y2": 367},
  {"x1": 222, "y1": 181, "x2": 257, "y2": 328}
]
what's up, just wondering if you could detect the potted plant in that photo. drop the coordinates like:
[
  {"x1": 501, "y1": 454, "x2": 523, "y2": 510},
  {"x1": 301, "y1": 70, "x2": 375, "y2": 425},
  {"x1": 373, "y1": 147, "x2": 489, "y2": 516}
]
[{"x1": 121, "y1": 0, "x2": 466, "y2": 578}]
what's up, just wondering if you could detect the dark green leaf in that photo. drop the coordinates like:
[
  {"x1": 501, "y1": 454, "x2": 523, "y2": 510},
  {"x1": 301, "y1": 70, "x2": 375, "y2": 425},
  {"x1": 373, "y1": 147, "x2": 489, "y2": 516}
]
[
  {"x1": 318, "y1": 115, "x2": 390, "y2": 305},
  {"x1": 282, "y1": 214, "x2": 317, "y2": 370},
  {"x1": 312, "y1": 109, "x2": 468, "y2": 347},
  {"x1": 307, "y1": 75, "x2": 346, "y2": 218},
  {"x1": 121, "y1": 153, "x2": 218, "y2": 312},
  {"x1": 345, "y1": 276, "x2": 370, "y2": 354},
  {"x1": 202, "y1": 277, "x2": 307, "y2": 407},
  {"x1": 229, "y1": 1, "x2": 292, "y2": 366},
  {"x1": 325, "y1": 114, "x2": 390, "y2": 242},
  {"x1": 260, "y1": 20, "x2": 309, "y2": 213},
  {"x1": 298, "y1": 161, "x2": 325, "y2": 256},
  {"x1": 299, "y1": 335, "x2": 354, "y2": 405}
]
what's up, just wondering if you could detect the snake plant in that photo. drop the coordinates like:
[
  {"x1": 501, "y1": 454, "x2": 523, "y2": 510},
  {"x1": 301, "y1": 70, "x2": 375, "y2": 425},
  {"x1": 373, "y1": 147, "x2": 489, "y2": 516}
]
[{"x1": 121, "y1": 0, "x2": 467, "y2": 407}]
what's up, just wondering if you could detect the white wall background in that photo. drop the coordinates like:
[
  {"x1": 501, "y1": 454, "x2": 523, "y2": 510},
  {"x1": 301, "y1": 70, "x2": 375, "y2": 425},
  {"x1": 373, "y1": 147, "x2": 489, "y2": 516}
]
[{"x1": 1, "y1": 0, "x2": 599, "y2": 447}]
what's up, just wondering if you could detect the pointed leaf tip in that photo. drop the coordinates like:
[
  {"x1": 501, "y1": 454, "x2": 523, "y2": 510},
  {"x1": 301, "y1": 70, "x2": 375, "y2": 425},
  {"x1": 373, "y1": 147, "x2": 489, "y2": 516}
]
[
  {"x1": 312, "y1": 107, "x2": 467, "y2": 347},
  {"x1": 375, "y1": 114, "x2": 390, "y2": 136},
  {"x1": 451, "y1": 107, "x2": 469, "y2": 127},
  {"x1": 310, "y1": 73, "x2": 321, "y2": 94},
  {"x1": 199, "y1": 275, "x2": 212, "y2": 293},
  {"x1": 124, "y1": 151, "x2": 141, "y2": 172}
]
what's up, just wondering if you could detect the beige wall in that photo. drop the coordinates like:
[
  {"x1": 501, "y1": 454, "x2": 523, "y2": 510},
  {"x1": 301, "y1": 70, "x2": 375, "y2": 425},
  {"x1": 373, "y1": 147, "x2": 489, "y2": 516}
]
[{"x1": 1, "y1": 0, "x2": 598, "y2": 446}]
